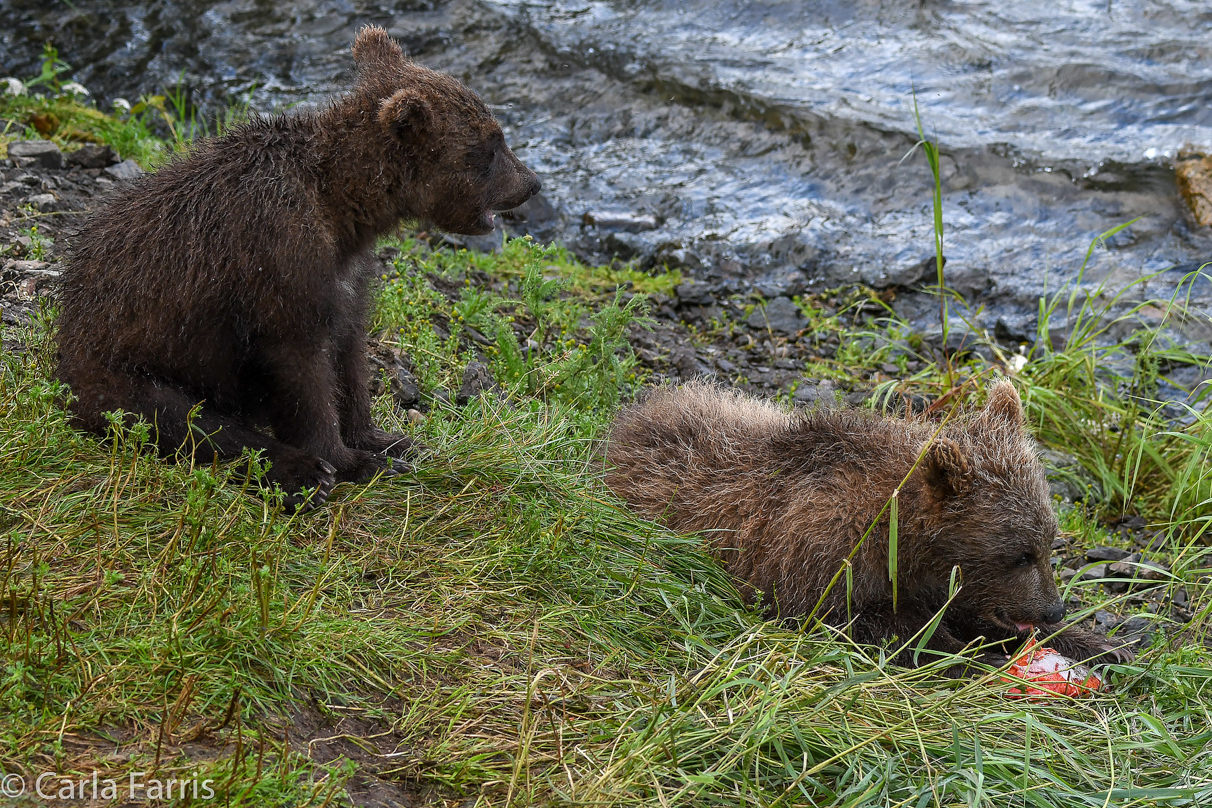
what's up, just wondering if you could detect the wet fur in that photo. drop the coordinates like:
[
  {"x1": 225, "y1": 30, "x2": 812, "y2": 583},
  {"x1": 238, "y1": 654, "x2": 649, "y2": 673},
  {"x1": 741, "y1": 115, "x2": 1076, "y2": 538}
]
[
  {"x1": 606, "y1": 381, "x2": 1133, "y2": 671},
  {"x1": 57, "y1": 26, "x2": 540, "y2": 510}
]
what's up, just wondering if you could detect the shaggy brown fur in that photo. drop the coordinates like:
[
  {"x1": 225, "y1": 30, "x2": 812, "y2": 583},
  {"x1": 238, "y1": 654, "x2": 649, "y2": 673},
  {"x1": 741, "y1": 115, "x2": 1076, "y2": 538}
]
[
  {"x1": 57, "y1": 26, "x2": 540, "y2": 511},
  {"x1": 605, "y1": 381, "x2": 1133, "y2": 670}
]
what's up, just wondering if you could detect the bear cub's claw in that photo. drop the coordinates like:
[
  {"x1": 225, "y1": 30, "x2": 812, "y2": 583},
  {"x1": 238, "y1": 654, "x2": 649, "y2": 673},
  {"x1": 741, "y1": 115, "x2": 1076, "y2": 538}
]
[{"x1": 273, "y1": 454, "x2": 338, "y2": 514}]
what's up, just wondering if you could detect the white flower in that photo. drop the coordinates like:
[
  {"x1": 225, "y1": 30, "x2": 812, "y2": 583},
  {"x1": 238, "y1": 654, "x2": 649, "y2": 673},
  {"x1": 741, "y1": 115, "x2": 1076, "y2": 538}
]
[
  {"x1": 1007, "y1": 354, "x2": 1028, "y2": 373},
  {"x1": 1, "y1": 77, "x2": 24, "y2": 97},
  {"x1": 61, "y1": 81, "x2": 90, "y2": 97},
  {"x1": 112, "y1": 97, "x2": 131, "y2": 113}
]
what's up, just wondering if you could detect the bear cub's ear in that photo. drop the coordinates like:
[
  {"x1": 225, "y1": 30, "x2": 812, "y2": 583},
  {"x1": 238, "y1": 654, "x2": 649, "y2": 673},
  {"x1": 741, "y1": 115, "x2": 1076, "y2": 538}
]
[
  {"x1": 379, "y1": 89, "x2": 432, "y2": 139},
  {"x1": 981, "y1": 380, "x2": 1024, "y2": 433},
  {"x1": 922, "y1": 437, "x2": 972, "y2": 499},
  {"x1": 353, "y1": 25, "x2": 406, "y2": 74}
]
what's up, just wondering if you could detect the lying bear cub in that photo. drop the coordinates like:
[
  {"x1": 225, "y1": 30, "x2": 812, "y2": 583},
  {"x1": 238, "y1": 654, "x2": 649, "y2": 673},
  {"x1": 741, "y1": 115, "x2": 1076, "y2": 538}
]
[
  {"x1": 606, "y1": 380, "x2": 1133, "y2": 672},
  {"x1": 58, "y1": 26, "x2": 540, "y2": 511}
]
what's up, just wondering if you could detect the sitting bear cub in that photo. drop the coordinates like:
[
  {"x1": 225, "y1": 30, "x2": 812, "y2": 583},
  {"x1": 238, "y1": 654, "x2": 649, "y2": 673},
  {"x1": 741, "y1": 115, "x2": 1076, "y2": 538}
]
[{"x1": 58, "y1": 26, "x2": 540, "y2": 510}]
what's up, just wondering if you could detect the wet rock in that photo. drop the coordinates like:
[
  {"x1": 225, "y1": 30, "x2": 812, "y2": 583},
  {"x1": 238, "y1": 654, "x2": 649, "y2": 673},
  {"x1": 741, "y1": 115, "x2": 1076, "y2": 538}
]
[
  {"x1": 499, "y1": 192, "x2": 560, "y2": 239},
  {"x1": 601, "y1": 231, "x2": 645, "y2": 261},
  {"x1": 670, "y1": 345, "x2": 711, "y2": 379},
  {"x1": 844, "y1": 390, "x2": 870, "y2": 407},
  {"x1": 754, "y1": 266, "x2": 808, "y2": 298},
  {"x1": 1087, "y1": 545, "x2": 1131, "y2": 563},
  {"x1": 1093, "y1": 610, "x2": 1121, "y2": 632},
  {"x1": 1118, "y1": 615, "x2": 1153, "y2": 636},
  {"x1": 862, "y1": 254, "x2": 943, "y2": 290},
  {"x1": 457, "y1": 360, "x2": 503, "y2": 405},
  {"x1": 25, "y1": 192, "x2": 57, "y2": 212},
  {"x1": 994, "y1": 313, "x2": 1035, "y2": 345},
  {"x1": 104, "y1": 159, "x2": 144, "y2": 181},
  {"x1": 946, "y1": 266, "x2": 993, "y2": 300},
  {"x1": 66, "y1": 144, "x2": 118, "y2": 169},
  {"x1": 1079, "y1": 563, "x2": 1109, "y2": 582},
  {"x1": 1041, "y1": 448, "x2": 1096, "y2": 503},
  {"x1": 675, "y1": 280, "x2": 717, "y2": 307},
  {"x1": 649, "y1": 243, "x2": 704, "y2": 271},
  {"x1": 746, "y1": 296, "x2": 806, "y2": 335},
  {"x1": 920, "y1": 327, "x2": 975, "y2": 358},
  {"x1": 7, "y1": 140, "x2": 64, "y2": 170},
  {"x1": 368, "y1": 346, "x2": 422, "y2": 410},
  {"x1": 389, "y1": 368, "x2": 422, "y2": 410},
  {"x1": 581, "y1": 210, "x2": 658, "y2": 232},
  {"x1": 1175, "y1": 150, "x2": 1212, "y2": 228}
]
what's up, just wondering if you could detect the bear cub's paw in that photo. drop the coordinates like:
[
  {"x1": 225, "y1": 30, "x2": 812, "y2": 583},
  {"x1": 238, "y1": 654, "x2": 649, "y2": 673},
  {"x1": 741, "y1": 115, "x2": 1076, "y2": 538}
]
[
  {"x1": 336, "y1": 449, "x2": 412, "y2": 484},
  {"x1": 348, "y1": 428, "x2": 426, "y2": 461},
  {"x1": 1049, "y1": 625, "x2": 1136, "y2": 665},
  {"x1": 266, "y1": 453, "x2": 338, "y2": 514}
]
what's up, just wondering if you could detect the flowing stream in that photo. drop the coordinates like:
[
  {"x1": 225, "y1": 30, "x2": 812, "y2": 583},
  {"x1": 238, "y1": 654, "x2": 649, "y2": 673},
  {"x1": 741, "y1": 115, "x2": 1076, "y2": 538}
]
[{"x1": 3, "y1": 0, "x2": 1212, "y2": 337}]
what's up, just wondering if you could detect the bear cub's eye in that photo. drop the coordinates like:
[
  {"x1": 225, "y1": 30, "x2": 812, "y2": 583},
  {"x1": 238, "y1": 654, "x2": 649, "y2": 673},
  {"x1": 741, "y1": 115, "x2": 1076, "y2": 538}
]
[{"x1": 1014, "y1": 552, "x2": 1032, "y2": 568}]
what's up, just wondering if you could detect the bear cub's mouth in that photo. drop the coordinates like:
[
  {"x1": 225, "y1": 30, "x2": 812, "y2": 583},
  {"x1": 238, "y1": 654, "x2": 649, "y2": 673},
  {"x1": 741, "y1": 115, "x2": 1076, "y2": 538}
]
[{"x1": 990, "y1": 610, "x2": 1037, "y2": 635}]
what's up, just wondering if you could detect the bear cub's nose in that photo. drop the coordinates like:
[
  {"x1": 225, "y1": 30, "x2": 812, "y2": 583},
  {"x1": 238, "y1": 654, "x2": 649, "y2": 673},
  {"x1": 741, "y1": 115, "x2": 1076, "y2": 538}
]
[{"x1": 1042, "y1": 602, "x2": 1066, "y2": 624}]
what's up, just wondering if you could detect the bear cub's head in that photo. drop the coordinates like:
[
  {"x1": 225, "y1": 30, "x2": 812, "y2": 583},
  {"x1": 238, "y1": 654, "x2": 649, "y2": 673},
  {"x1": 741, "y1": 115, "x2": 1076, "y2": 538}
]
[
  {"x1": 352, "y1": 26, "x2": 541, "y2": 235},
  {"x1": 917, "y1": 381, "x2": 1066, "y2": 636}
]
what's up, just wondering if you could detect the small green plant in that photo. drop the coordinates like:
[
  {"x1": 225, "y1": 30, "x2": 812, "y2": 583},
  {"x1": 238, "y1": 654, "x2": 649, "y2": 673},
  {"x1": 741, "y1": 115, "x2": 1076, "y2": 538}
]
[
  {"x1": 19, "y1": 224, "x2": 52, "y2": 261},
  {"x1": 22, "y1": 43, "x2": 71, "y2": 95}
]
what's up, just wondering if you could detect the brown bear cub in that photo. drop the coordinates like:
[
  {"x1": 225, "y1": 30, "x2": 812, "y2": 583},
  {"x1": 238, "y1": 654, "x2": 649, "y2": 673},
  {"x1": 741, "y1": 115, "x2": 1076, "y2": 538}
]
[
  {"x1": 605, "y1": 381, "x2": 1133, "y2": 671},
  {"x1": 57, "y1": 26, "x2": 540, "y2": 511}
]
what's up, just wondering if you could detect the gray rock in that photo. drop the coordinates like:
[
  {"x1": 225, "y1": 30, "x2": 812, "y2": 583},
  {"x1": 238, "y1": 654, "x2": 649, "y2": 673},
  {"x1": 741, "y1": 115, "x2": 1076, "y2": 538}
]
[
  {"x1": 1079, "y1": 563, "x2": 1109, "y2": 582},
  {"x1": 746, "y1": 296, "x2": 807, "y2": 336},
  {"x1": 457, "y1": 361, "x2": 502, "y2": 405},
  {"x1": 862, "y1": 254, "x2": 944, "y2": 290},
  {"x1": 1118, "y1": 616, "x2": 1153, "y2": 635},
  {"x1": 1087, "y1": 545, "x2": 1131, "y2": 563},
  {"x1": 67, "y1": 144, "x2": 117, "y2": 169},
  {"x1": 499, "y1": 192, "x2": 560, "y2": 239},
  {"x1": 1041, "y1": 449, "x2": 1097, "y2": 503},
  {"x1": 581, "y1": 211, "x2": 658, "y2": 232},
  {"x1": 104, "y1": 159, "x2": 144, "y2": 181},
  {"x1": 994, "y1": 314, "x2": 1035, "y2": 345},
  {"x1": 670, "y1": 345, "x2": 710, "y2": 379},
  {"x1": 601, "y1": 230, "x2": 645, "y2": 261},
  {"x1": 24, "y1": 193, "x2": 57, "y2": 212},
  {"x1": 389, "y1": 367, "x2": 422, "y2": 410},
  {"x1": 946, "y1": 267, "x2": 993, "y2": 300},
  {"x1": 755, "y1": 266, "x2": 808, "y2": 298},
  {"x1": 8, "y1": 140, "x2": 64, "y2": 170},
  {"x1": 920, "y1": 327, "x2": 976, "y2": 357},
  {"x1": 1093, "y1": 610, "x2": 1121, "y2": 632},
  {"x1": 675, "y1": 281, "x2": 717, "y2": 307}
]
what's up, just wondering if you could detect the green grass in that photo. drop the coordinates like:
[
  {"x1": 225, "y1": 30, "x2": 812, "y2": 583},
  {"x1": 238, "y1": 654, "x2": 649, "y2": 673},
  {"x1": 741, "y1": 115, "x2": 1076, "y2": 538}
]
[
  {"x1": 2, "y1": 83, "x2": 1212, "y2": 806},
  {"x1": 4, "y1": 235, "x2": 1212, "y2": 806},
  {"x1": 0, "y1": 93, "x2": 166, "y2": 167}
]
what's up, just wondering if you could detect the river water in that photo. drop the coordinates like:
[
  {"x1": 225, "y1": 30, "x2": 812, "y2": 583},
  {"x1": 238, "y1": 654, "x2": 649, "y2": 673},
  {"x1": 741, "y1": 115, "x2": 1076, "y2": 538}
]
[{"x1": 3, "y1": 0, "x2": 1212, "y2": 336}]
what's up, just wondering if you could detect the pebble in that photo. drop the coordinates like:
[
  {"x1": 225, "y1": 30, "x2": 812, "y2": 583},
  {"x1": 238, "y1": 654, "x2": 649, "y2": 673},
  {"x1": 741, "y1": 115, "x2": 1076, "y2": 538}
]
[
  {"x1": 66, "y1": 144, "x2": 118, "y2": 169},
  {"x1": 7, "y1": 140, "x2": 64, "y2": 170},
  {"x1": 406, "y1": 409, "x2": 425, "y2": 424},
  {"x1": 1087, "y1": 545, "x2": 1131, "y2": 562},
  {"x1": 457, "y1": 360, "x2": 503, "y2": 404},
  {"x1": 25, "y1": 193, "x2": 57, "y2": 211},
  {"x1": 104, "y1": 159, "x2": 144, "y2": 181},
  {"x1": 1079, "y1": 563, "x2": 1109, "y2": 582},
  {"x1": 745, "y1": 296, "x2": 806, "y2": 336}
]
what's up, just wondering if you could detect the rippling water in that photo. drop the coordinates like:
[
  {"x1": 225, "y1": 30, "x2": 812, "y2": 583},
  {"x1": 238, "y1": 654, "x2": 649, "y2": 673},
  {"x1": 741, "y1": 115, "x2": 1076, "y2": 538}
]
[{"x1": 3, "y1": 0, "x2": 1211, "y2": 329}]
